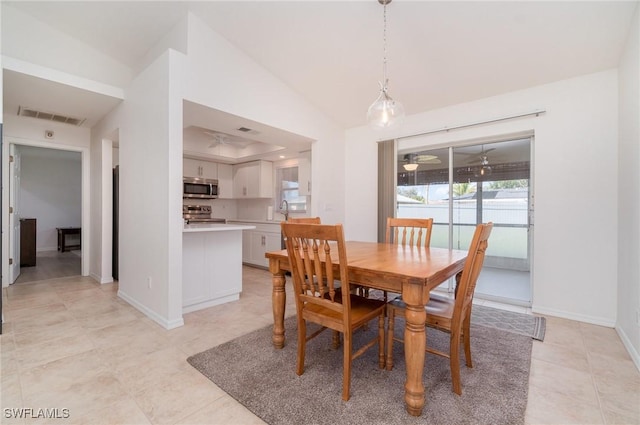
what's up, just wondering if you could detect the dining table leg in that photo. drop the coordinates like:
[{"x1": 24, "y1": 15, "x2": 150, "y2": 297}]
[
  {"x1": 269, "y1": 262, "x2": 287, "y2": 349},
  {"x1": 402, "y1": 283, "x2": 427, "y2": 416}
]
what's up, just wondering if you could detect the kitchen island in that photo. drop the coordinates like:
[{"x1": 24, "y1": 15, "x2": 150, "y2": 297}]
[{"x1": 182, "y1": 223, "x2": 255, "y2": 313}]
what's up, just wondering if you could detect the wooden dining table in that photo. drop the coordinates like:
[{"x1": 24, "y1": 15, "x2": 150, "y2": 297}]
[{"x1": 265, "y1": 241, "x2": 468, "y2": 416}]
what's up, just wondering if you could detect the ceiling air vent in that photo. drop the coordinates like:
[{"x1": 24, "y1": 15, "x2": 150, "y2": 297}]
[
  {"x1": 237, "y1": 126, "x2": 260, "y2": 135},
  {"x1": 18, "y1": 106, "x2": 86, "y2": 126}
]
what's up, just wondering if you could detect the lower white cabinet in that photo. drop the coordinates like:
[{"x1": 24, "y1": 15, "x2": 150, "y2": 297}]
[
  {"x1": 234, "y1": 221, "x2": 282, "y2": 268},
  {"x1": 182, "y1": 228, "x2": 245, "y2": 313}
]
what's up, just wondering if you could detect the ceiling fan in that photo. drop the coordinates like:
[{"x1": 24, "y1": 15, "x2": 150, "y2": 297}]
[
  {"x1": 464, "y1": 147, "x2": 494, "y2": 177},
  {"x1": 401, "y1": 153, "x2": 441, "y2": 170},
  {"x1": 204, "y1": 130, "x2": 253, "y2": 149},
  {"x1": 465, "y1": 147, "x2": 496, "y2": 165}
]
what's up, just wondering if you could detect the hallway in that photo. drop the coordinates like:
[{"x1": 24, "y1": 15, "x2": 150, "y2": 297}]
[{"x1": 13, "y1": 250, "x2": 81, "y2": 285}]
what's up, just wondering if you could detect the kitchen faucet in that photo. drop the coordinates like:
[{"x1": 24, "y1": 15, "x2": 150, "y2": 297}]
[{"x1": 279, "y1": 200, "x2": 289, "y2": 221}]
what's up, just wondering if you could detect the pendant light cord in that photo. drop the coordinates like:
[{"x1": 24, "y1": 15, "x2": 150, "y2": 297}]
[{"x1": 382, "y1": 0, "x2": 388, "y2": 91}]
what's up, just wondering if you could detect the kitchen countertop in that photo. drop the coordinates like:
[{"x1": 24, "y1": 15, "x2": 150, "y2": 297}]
[
  {"x1": 226, "y1": 219, "x2": 283, "y2": 225},
  {"x1": 183, "y1": 223, "x2": 256, "y2": 233}
]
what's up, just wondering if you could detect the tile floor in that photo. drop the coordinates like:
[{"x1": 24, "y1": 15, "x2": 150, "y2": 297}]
[{"x1": 1, "y1": 267, "x2": 639, "y2": 425}]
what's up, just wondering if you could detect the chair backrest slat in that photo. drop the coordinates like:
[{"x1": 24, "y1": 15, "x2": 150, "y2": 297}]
[
  {"x1": 453, "y1": 222, "x2": 493, "y2": 321},
  {"x1": 386, "y1": 217, "x2": 434, "y2": 248},
  {"x1": 282, "y1": 222, "x2": 350, "y2": 315},
  {"x1": 287, "y1": 217, "x2": 321, "y2": 224}
]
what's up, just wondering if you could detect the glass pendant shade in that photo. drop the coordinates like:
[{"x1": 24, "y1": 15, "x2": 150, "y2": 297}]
[
  {"x1": 403, "y1": 163, "x2": 418, "y2": 171},
  {"x1": 480, "y1": 165, "x2": 492, "y2": 176},
  {"x1": 367, "y1": 87, "x2": 405, "y2": 129}
]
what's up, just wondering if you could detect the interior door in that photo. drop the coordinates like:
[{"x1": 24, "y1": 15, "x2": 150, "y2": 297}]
[{"x1": 8, "y1": 144, "x2": 21, "y2": 283}]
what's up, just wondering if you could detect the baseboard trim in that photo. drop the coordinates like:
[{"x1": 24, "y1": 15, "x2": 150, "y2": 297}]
[
  {"x1": 615, "y1": 325, "x2": 640, "y2": 372},
  {"x1": 531, "y1": 305, "x2": 616, "y2": 328},
  {"x1": 89, "y1": 272, "x2": 113, "y2": 284},
  {"x1": 117, "y1": 290, "x2": 184, "y2": 330}
]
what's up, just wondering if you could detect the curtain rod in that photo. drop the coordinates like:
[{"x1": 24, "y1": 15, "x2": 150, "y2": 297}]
[{"x1": 396, "y1": 109, "x2": 546, "y2": 141}]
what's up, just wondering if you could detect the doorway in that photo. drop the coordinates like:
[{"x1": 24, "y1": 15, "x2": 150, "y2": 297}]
[
  {"x1": 397, "y1": 137, "x2": 532, "y2": 306},
  {"x1": 4, "y1": 143, "x2": 84, "y2": 285}
]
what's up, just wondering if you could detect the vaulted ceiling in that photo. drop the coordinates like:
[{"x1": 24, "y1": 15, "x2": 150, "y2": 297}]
[{"x1": 2, "y1": 1, "x2": 637, "y2": 140}]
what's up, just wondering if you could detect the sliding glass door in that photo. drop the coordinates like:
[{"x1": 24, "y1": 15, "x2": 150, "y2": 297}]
[{"x1": 396, "y1": 137, "x2": 532, "y2": 305}]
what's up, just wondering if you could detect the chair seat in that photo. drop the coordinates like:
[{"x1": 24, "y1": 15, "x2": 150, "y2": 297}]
[
  {"x1": 388, "y1": 293, "x2": 454, "y2": 319},
  {"x1": 305, "y1": 294, "x2": 386, "y2": 329}
]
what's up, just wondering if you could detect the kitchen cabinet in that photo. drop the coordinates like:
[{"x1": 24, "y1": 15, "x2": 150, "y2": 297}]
[
  {"x1": 233, "y1": 221, "x2": 281, "y2": 268},
  {"x1": 298, "y1": 151, "x2": 311, "y2": 196},
  {"x1": 249, "y1": 232, "x2": 281, "y2": 268},
  {"x1": 217, "y1": 163, "x2": 233, "y2": 199},
  {"x1": 233, "y1": 160, "x2": 273, "y2": 198},
  {"x1": 183, "y1": 158, "x2": 218, "y2": 179},
  {"x1": 182, "y1": 223, "x2": 255, "y2": 313}
]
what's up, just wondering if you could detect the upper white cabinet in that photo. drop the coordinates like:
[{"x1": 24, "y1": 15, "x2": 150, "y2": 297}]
[
  {"x1": 233, "y1": 160, "x2": 273, "y2": 198},
  {"x1": 298, "y1": 151, "x2": 311, "y2": 196},
  {"x1": 217, "y1": 163, "x2": 233, "y2": 199},
  {"x1": 184, "y1": 158, "x2": 218, "y2": 179}
]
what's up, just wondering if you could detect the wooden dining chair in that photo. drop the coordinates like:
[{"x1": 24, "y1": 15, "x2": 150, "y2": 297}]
[
  {"x1": 281, "y1": 222, "x2": 386, "y2": 401},
  {"x1": 361, "y1": 217, "x2": 435, "y2": 300},
  {"x1": 287, "y1": 217, "x2": 321, "y2": 224},
  {"x1": 386, "y1": 217, "x2": 434, "y2": 248},
  {"x1": 385, "y1": 222, "x2": 493, "y2": 395}
]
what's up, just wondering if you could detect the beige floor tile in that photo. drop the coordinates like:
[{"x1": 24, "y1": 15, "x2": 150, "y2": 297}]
[
  {"x1": 113, "y1": 347, "x2": 193, "y2": 395},
  {"x1": 529, "y1": 358, "x2": 600, "y2": 405},
  {"x1": 57, "y1": 287, "x2": 109, "y2": 304},
  {"x1": 525, "y1": 383, "x2": 605, "y2": 424},
  {"x1": 602, "y1": 408, "x2": 640, "y2": 425},
  {"x1": 1, "y1": 334, "x2": 19, "y2": 375},
  {"x1": 531, "y1": 339, "x2": 591, "y2": 373},
  {"x1": 97, "y1": 330, "x2": 173, "y2": 372},
  {"x1": 599, "y1": 390, "x2": 640, "y2": 423},
  {"x1": 3, "y1": 302, "x2": 68, "y2": 324},
  {"x1": 65, "y1": 296, "x2": 129, "y2": 319},
  {"x1": 16, "y1": 333, "x2": 96, "y2": 371},
  {"x1": 176, "y1": 395, "x2": 267, "y2": 425},
  {"x1": 86, "y1": 318, "x2": 166, "y2": 349},
  {"x1": 581, "y1": 323, "x2": 635, "y2": 362},
  {"x1": 24, "y1": 372, "x2": 131, "y2": 423},
  {"x1": 131, "y1": 368, "x2": 226, "y2": 425},
  {"x1": 67, "y1": 398, "x2": 152, "y2": 425},
  {"x1": 541, "y1": 317, "x2": 586, "y2": 352},
  {"x1": 1, "y1": 372, "x2": 23, "y2": 412},
  {"x1": 13, "y1": 319, "x2": 85, "y2": 349},
  {"x1": 74, "y1": 308, "x2": 139, "y2": 331},
  {"x1": 19, "y1": 349, "x2": 109, "y2": 396},
  {"x1": 11, "y1": 308, "x2": 76, "y2": 334}
]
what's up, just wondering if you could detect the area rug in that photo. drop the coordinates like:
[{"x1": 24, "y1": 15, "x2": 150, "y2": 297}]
[
  {"x1": 188, "y1": 314, "x2": 533, "y2": 425},
  {"x1": 471, "y1": 304, "x2": 546, "y2": 341}
]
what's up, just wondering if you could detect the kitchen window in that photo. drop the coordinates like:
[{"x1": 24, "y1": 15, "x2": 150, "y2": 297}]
[{"x1": 276, "y1": 166, "x2": 307, "y2": 213}]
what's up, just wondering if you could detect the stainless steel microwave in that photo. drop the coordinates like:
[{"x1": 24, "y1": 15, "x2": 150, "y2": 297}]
[{"x1": 183, "y1": 177, "x2": 218, "y2": 199}]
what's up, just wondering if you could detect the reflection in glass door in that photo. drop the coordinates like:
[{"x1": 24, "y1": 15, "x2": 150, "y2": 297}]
[{"x1": 396, "y1": 137, "x2": 532, "y2": 305}]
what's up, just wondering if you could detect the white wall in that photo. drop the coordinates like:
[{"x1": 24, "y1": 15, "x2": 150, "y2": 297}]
[
  {"x1": 345, "y1": 70, "x2": 619, "y2": 327},
  {"x1": 113, "y1": 49, "x2": 185, "y2": 329},
  {"x1": 184, "y1": 13, "x2": 346, "y2": 225},
  {"x1": 1, "y1": 4, "x2": 133, "y2": 87},
  {"x1": 617, "y1": 5, "x2": 640, "y2": 368},
  {"x1": 18, "y1": 148, "x2": 81, "y2": 251}
]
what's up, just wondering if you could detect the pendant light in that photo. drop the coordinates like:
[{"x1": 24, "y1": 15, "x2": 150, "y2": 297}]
[{"x1": 367, "y1": 0, "x2": 405, "y2": 129}]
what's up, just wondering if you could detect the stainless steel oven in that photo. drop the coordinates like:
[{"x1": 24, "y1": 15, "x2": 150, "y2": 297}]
[
  {"x1": 183, "y1": 177, "x2": 218, "y2": 199},
  {"x1": 183, "y1": 205, "x2": 226, "y2": 224}
]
